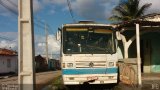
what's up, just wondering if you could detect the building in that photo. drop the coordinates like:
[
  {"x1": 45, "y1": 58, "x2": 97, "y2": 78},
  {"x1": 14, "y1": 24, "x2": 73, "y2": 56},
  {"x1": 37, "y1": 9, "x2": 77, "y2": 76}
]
[
  {"x1": 116, "y1": 13, "x2": 160, "y2": 85},
  {"x1": 0, "y1": 48, "x2": 18, "y2": 74},
  {"x1": 48, "y1": 59, "x2": 60, "y2": 70},
  {"x1": 35, "y1": 55, "x2": 48, "y2": 72}
]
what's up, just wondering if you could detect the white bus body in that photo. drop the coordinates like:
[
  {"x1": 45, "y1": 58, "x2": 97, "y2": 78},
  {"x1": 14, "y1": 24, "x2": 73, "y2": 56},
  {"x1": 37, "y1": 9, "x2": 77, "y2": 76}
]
[{"x1": 58, "y1": 23, "x2": 118, "y2": 85}]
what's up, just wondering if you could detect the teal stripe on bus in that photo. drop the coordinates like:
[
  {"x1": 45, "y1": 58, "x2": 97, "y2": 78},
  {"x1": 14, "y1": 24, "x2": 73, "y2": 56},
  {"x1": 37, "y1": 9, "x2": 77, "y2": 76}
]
[{"x1": 62, "y1": 68, "x2": 118, "y2": 75}]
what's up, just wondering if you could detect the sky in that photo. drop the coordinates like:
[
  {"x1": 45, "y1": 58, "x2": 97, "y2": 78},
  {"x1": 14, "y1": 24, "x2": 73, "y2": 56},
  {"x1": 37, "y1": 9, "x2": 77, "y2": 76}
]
[{"x1": 0, "y1": 0, "x2": 160, "y2": 58}]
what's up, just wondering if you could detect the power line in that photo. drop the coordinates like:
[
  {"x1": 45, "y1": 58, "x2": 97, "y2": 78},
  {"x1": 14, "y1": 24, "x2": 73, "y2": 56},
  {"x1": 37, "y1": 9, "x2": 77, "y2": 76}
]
[
  {"x1": 47, "y1": 24, "x2": 56, "y2": 35},
  {"x1": 1, "y1": 0, "x2": 46, "y2": 28},
  {"x1": 0, "y1": 0, "x2": 17, "y2": 15},
  {"x1": 0, "y1": 0, "x2": 57, "y2": 43},
  {"x1": 6, "y1": 0, "x2": 18, "y2": 7},
  {"x1": 0, "y1": 0, "x2": 55, "y2": 34},
  {"x1": 67, "y1": 0, "x2": 76, "y2": 23},
  {"x1": 4, "y1": 0, "x2": 53, "y2": 32},
  {"x1": 0, "y1": 1, "x2": 45, "y2": 30}
]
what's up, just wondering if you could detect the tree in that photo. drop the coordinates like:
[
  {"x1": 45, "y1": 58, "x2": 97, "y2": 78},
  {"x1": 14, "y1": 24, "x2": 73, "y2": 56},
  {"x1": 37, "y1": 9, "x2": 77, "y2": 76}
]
[{"x1": 109, "y1": 0, "x2": 152, "y2": 22}]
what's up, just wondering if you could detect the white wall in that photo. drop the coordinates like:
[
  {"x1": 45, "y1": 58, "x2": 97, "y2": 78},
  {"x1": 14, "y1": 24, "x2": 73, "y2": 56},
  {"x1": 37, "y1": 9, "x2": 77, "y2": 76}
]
[{"x1": 0, "y1": 55, "x2": 18, "y2": 74}]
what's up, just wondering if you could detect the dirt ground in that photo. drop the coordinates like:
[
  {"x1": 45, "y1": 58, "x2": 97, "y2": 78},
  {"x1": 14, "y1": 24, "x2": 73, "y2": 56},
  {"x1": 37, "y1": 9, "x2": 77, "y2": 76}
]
[
  {"x1": 0, "y1": 71, "x2": 61, "y2": 90},
  {"x1": 43, "y1": 75, "x2": 160, "y2": 90}
]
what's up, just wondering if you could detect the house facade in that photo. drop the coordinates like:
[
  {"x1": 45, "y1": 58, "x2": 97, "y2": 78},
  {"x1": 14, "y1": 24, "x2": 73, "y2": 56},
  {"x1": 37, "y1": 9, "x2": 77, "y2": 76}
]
[
  {"x1": 140, "y1": 14, "x2": 160, "y2": 73},
  {"x1": 35, "y1": 55, "x2": 48, "y2": 72},
  {"x1": 117, "y1": 13, "x2": 160, "y2": 73},
  {"x1": 48, "y1": 59, "x2": 60, "y2": 70},
  {"x1": 0, "y1": 48, "x2": 18, "y2": 74},
  {"x1": 116, "y1": 13, "x2": 160, "y2": 85}
]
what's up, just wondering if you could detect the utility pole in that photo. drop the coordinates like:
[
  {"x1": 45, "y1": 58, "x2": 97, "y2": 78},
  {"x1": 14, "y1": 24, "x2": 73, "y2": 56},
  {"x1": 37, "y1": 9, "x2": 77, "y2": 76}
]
[
  {"x1": 51, "y1": 51, "x2": 53, "y2": 59},
  {"x1": 45, "y1": 23, "x2": 49, "y2": 64},
  {"x1": 18, "y1": 0, "x2": 35, "y2": 90}
]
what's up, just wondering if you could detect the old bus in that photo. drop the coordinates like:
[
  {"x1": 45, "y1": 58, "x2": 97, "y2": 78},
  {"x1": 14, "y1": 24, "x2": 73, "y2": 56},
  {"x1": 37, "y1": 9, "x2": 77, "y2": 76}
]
[{"x1": 57, "y1": 21, "x2": 118, "y2": 85}]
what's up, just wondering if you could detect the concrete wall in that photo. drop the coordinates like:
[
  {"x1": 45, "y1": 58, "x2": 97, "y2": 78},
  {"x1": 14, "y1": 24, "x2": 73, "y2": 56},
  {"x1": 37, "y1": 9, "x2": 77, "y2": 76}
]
[
  {"x1": 0, "y1": 55, "x2": 18, "y2": 74},
  {"x1": 118, "y1": 58, "x2": 138, "y2": 85}
]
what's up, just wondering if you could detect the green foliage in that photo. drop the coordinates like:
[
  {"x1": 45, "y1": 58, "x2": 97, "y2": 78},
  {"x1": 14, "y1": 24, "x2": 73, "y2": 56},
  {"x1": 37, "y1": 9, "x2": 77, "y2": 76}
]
[
  {"x1": 44, "y1": 76, "x2": 68, "y2": 90},
  {"x1": 51, "y1": 76, "x2": 67, "y2": 90},
  {"x1": 109, "y1": 0, "x2": 151, "y2": 22}
]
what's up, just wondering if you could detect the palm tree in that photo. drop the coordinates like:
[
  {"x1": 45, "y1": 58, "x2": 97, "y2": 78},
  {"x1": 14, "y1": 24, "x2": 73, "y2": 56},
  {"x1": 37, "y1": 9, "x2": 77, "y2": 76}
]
[{"x1": 109, "y1": 0, "x2": 152, "y2": 22}]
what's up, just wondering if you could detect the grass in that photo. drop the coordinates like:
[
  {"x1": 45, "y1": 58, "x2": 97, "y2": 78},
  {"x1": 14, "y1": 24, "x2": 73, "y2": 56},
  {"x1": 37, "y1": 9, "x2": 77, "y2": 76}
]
[{"x1": 46, "y1": 76, "x2": 67, "y2": 90}]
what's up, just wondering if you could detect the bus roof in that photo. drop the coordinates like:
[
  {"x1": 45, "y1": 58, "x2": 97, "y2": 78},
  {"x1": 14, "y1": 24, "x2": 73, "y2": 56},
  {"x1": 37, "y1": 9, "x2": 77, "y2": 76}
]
[{"x1": 63, "y1": 23, "x2": 116, "y2": 28}]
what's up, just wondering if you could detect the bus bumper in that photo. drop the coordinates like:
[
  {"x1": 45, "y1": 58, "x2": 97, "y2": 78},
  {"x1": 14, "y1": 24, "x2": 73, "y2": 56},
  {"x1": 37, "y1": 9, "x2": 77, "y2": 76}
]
[{"x1": 63, "y1": 74, "x2": 118, "y2": 85}]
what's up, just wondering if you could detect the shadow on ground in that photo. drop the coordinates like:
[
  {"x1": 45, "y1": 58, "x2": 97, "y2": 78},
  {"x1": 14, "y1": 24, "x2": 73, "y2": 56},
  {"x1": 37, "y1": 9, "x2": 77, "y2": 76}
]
[{"x1": 43, "y1": 76, "x2": 160, "y2": 90}]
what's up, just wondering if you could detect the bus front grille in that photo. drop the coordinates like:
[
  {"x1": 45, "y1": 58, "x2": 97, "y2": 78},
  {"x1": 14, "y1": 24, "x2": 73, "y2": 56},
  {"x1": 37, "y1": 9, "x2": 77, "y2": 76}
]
[{"x1": 75, "y1": 61, "x2": 106, "y2": 68}]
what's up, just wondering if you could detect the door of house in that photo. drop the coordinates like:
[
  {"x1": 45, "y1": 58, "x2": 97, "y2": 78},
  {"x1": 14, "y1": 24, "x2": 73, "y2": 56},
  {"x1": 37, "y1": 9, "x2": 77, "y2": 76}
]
[{"x1": 142, "y1": 40, "x2": 151, "y2": 73}]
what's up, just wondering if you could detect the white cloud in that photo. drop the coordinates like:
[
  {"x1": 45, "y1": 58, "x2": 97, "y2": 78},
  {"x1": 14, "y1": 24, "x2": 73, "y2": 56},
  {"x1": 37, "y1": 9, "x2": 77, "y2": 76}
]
[
  {"x1": 0, "y1": 32, "x2": 18, "y2": 50},
  {"x1": 0, "y1": 40, "x2": 17, "y2": 49},
  {"x1": 0, "y1": 32, "x2": 60, "y2": 58},
  {"x1": 34, "y1": 34, "x2": 60, "y2": 56},
  {"x1": 33, "y1": 0, "x2": 43, "y2": 13},
  {"x1": 0, "y1": 0, "x2": 120, "y2": 21},
  {"x1": 1, "y1": 0, "x2": 159, "y2": 21},
  {"x1": 68, "y1": 0, "x2": 159, "y2": 21},
  {"x1": 42, "y1": 0, "x2": 160, "y2": 21},
  {"x1": 42, "y1": 0, "x2": 66, "y2": 5},
  {"x1": 42, "y1": 0, "x2": 67, "y2": 15},
  {"x1": 70, "y1": 0, "x2": 119, "y2": 21},
  {"x1": 140, "y1": 0, "x2": 160, "y2": 14},
  {"x1": 48, "y1": 35, "x2": 60, "y2": 54}
]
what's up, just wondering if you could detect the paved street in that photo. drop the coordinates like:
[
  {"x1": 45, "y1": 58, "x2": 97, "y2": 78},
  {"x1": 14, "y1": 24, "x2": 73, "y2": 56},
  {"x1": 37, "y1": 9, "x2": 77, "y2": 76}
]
[{"x1": 0, "y1": 71, "x2": 61, "y2": 90}]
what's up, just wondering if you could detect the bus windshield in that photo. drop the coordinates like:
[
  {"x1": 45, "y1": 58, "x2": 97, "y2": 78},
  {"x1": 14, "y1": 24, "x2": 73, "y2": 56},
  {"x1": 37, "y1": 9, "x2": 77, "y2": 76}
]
[{"x1": 63, "y1": 27, "x2": 116, "y2": 54}]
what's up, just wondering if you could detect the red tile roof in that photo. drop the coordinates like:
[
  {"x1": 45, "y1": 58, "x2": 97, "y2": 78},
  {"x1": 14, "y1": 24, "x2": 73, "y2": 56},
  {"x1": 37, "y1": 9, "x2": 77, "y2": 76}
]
[{"x1": 0, "y1": 48, "x2": 17, "y2": 56}]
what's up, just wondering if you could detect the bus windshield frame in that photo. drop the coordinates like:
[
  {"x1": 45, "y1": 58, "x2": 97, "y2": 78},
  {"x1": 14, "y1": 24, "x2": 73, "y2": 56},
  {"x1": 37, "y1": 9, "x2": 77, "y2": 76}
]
[{"x1": 63, "y1": 27, "x2": 116, "y2": 54}]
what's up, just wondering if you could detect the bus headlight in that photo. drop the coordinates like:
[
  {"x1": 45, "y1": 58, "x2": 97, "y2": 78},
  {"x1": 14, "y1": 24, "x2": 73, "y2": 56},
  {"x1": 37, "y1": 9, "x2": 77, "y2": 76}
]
[
  {"x1": 67, "y1": 63, "x2": 73, "y2": 68},
  {"x1": 109, "y1": 62, "x2": 114, "y2": 67}
]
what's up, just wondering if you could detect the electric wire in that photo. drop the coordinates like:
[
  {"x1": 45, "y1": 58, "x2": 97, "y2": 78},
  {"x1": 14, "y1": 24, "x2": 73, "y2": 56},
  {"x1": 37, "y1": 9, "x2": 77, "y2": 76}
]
[
  {"x1": 6, "y1": 0, "x2": 18, "y2": 7},
  {"x1": 0, "y1": 0, "x2": 55, "y2": 36},
  {"x1": 0, "y1": 0, "x2": 17, "y2": 15},
  {"x1": 0, "y1": 0, "x2": 59, "y2": 49},
  {"x1": 67, "y1": 0, "x2": 76, "y2": 23}
]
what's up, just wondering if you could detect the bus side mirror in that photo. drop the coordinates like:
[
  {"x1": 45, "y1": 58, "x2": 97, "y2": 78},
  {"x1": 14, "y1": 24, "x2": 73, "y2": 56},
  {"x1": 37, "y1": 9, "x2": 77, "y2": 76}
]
[
  {"x1": 56, "y1": 28, "x2": 61, "y2": 41},
  {"x1": 116, "y1": 31, "x2": 121, "y2": 40}
]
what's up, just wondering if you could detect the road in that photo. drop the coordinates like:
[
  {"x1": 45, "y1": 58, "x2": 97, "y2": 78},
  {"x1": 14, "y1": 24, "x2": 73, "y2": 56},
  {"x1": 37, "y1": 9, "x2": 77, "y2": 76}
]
[
  {"x1": 0, "y1": 71, "x2": 61, "y2": 90},
  {"x1": 1, "y1": 71, "x2": 159, "y2": 90}
]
